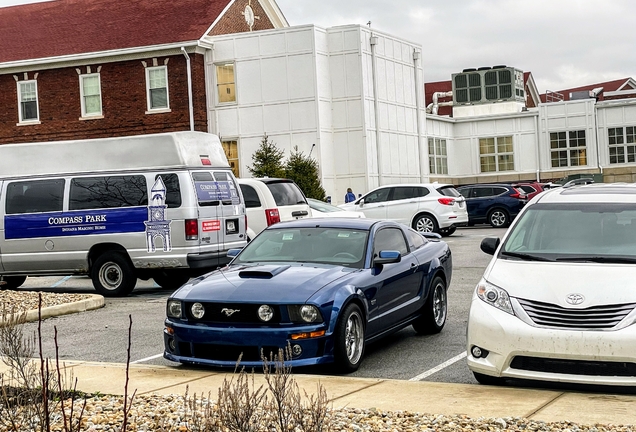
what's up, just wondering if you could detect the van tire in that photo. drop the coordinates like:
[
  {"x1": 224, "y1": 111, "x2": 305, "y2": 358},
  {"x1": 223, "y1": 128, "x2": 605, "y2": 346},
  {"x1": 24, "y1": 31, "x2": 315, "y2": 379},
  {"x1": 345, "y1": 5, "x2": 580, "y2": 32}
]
[
  {"x1": 91, "y1": 252, "x2": 137, "y2": 297},
  {"x1": 153, "y1": 270, "x2": 190, "y2": 290},
  {"x1": 0, "y1": 276, "x2": 27, "y2": 290}
]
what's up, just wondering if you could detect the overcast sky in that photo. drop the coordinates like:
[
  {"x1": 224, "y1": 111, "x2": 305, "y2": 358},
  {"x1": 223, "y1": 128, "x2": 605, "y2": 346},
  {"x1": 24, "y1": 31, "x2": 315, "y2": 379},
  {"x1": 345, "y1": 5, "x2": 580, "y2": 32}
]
[{"x1": 2, "y1": 0, "x2": 634, "y2": 92}]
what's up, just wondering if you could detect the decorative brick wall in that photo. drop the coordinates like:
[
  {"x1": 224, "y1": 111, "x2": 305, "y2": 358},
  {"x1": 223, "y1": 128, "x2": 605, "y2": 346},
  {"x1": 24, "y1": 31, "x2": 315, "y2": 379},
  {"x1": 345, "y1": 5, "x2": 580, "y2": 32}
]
[
  {"x1": 0, "y1": 54, "x2": 208, "y2": 144},
  {"x1": 209, "y1": 0, "x2": 274, "y2": 35}
]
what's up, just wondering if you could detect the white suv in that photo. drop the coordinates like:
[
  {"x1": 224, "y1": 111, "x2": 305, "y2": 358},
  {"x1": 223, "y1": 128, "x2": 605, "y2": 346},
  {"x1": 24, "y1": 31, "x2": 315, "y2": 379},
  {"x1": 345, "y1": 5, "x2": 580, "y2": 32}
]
[
  {"x1": 238, "y1": 178, "x2": 311, "y2": 240},
  {"x1": 338, "y1": 183, "x2": 468, "y2": 236}
]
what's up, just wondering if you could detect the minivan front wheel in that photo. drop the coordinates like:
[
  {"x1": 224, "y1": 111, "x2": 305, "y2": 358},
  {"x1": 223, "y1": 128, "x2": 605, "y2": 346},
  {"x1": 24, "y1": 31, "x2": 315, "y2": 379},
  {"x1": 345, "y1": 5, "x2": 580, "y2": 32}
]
[
  {"x1": 413, "y1": 214, "x2": 439, "y2": 233},
  {"x1": 91, "y1": 252, "x2": 137, "y2": 297},
  {"x1": 488, "y1": 209, "x2": 509, "y2": 228}
]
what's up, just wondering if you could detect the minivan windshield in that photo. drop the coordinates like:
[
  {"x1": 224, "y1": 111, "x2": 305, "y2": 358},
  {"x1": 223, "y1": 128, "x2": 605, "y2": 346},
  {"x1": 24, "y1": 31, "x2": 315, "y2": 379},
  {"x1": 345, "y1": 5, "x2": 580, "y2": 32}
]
[{"x1": 502, "y1": 203, "x2": 636, "y2": 261}]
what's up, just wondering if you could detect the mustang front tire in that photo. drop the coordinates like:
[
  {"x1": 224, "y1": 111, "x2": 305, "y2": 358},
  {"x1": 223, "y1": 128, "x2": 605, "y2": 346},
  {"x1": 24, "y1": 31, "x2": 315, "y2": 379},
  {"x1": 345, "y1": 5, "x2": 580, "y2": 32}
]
[
  {"x1": 412, "y1": 276, "x2": 447, "y2": 334},
  {"x1": 334, "y1": 303, "x2": 365, "y2": 373}
]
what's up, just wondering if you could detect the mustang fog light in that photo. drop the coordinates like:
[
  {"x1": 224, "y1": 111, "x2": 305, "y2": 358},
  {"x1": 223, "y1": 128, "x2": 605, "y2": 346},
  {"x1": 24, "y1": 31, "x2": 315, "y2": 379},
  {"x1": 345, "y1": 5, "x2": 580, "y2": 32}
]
[
  {"x1": 291, "y1": 344, "x2": 302, "y2": 357},
  {"x1": 167, "y1": 300, "x2": 182, "y2": 318},
  {"x1": 168, "y1": 338, "x2": 177, "y2": 352},
  {"x1": 258, "y1": 305, "x2": 274, "y2": 322},
  {"x1": 300, "y1": 305, "x2": 320, "y2": 323},
  {"x1": 191, "y1": 303, "x2": 205, "y2": 319}
]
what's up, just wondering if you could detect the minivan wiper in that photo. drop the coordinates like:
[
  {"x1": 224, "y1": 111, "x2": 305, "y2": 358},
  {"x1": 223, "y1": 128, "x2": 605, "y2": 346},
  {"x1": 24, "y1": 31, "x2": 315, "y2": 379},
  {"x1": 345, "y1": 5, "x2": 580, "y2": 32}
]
[
  {"x1": 556, "y1": 256, "x2": 636, "y2": 264},
  {"x1": 500, "y1": 251, "x2": 554, "y2": 262}
]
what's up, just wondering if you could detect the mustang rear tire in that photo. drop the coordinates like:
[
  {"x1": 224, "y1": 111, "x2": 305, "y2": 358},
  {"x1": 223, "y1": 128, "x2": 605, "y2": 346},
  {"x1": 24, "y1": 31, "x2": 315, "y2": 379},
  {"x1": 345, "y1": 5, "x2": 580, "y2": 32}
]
[
  {"x1": 333, "y1": 303, "x2": 365, "y2": 373},
  {"x1": 91, "y1": 252, "x2": 137, "y2": 297},
  {"x1": 153, "y1": 270, "x2": 190, "y2": 290},
  {"x1": 412, "y1": 276, "x2": 447, "y2": 334},
  {"x1": 0, "y1": 276, "x2": 27, "y2": 290}
]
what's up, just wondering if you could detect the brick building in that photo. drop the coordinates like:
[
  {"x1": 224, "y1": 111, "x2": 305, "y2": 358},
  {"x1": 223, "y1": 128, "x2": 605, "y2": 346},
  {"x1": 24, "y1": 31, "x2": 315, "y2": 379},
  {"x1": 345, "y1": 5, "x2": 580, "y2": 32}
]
[{"x1": 0, "y1": 0, "x2": 288, "y2": 144}]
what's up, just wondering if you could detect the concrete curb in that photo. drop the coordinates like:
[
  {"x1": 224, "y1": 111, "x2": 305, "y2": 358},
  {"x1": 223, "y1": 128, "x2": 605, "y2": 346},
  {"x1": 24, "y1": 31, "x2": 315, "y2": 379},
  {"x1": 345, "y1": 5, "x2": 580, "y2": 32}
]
[{"x1": 0, "y1": 295, "x2": 105, "y2": 324}]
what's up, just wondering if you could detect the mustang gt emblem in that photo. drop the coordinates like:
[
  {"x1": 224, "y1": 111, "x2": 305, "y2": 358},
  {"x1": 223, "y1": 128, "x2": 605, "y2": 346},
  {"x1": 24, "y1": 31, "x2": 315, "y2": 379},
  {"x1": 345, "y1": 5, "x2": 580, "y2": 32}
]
[
  {"x1": 221, "y1": 308, "x2": 240, "y2": 317},
  {"x1": 565, "y1": 293, "x2": 585, "y2": 305}
]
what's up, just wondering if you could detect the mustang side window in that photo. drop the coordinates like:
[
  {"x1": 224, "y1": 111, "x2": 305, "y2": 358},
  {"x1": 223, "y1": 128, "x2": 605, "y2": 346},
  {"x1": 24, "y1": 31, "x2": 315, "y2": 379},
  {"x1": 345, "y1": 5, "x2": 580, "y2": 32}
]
[{"x1": 373, "y1": 228, "x2": 408, "y2": 257}]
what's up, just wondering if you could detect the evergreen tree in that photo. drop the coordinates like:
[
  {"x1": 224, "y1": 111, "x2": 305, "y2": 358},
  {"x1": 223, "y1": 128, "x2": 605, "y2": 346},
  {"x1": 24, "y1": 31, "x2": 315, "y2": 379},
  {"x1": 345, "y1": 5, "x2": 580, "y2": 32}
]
[
  {"x1": 285, "y1": 145, "x2": 326, "y2": 200},
  {"x1": 247, "y1": 134, "x2": 286, "y2": 178}
]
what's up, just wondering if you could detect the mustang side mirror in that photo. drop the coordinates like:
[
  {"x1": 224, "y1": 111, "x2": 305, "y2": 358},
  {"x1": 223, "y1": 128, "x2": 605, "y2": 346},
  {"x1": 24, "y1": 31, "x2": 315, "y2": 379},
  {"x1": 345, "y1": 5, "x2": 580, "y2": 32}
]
[
  {"x1": 480, "y1": 237, "x2": 500, "y2": 255},
  {"x1": 374, "y1": 250, "x2": 401, "y2": 265},
  {"x1": 422, "y1": 232, "x2": 442, "y2": 240},
  {"x1": 227, "y1": 248, "x2": 243, "y2": 258}
]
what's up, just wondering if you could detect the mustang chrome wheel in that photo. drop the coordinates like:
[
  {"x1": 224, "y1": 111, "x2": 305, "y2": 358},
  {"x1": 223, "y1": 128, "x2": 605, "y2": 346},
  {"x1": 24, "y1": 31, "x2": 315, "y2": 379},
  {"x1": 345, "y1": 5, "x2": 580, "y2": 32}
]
[
  {"x1": 432, "y1": 280, "x2": 447, "y2": 327},
  {"x1": 344, "y1": 310, "x2": 364, "y2": 364}
]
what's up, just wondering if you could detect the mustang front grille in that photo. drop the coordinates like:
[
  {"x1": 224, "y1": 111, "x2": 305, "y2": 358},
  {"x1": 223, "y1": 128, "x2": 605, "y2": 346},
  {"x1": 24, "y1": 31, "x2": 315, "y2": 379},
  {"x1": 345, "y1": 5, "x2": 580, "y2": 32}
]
[
  {"x1": 517, "y1": 298, "x2": 636, "y2": 330},
  {"x1": 184, "y1": 302, "x2": 283, "y2": 324},
  {"x1": 510, "y1": 356, "x2": 636, "y2": 377}
]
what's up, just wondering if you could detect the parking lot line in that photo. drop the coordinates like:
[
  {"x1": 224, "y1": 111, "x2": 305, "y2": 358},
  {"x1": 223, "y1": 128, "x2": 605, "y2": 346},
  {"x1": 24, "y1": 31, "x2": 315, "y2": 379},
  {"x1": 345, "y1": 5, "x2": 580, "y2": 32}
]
[
  {"x1": 131, "y1": 353, "x2": 164, "y2": 364},
  {"x1": 408, "y1": 351, "x2": 467, "y2": 381},
  {"x1": 50, "y1": 275, "x2": 72, "y2": 288}
]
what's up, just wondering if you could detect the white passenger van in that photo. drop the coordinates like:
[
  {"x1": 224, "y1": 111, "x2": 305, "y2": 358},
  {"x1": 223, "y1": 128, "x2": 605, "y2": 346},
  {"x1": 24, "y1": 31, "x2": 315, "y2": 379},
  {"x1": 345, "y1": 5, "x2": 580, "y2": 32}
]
[{"x1": 0, "y1": 131, "x2": 247, "y2": 296}]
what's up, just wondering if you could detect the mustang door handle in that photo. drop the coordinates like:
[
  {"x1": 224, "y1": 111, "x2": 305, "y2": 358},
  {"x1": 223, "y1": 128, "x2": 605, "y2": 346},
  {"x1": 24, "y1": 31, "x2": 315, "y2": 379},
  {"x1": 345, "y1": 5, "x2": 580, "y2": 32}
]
[{"x1": 292, "y1": 211, "x2": 309, "y2": 217}]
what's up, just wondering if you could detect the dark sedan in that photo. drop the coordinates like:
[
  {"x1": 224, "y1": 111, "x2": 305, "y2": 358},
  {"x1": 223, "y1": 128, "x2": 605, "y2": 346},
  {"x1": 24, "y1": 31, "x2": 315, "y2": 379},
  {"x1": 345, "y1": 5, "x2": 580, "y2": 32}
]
[{"x1": 164, "y1": 218, "x2": 452, "y2": 373}]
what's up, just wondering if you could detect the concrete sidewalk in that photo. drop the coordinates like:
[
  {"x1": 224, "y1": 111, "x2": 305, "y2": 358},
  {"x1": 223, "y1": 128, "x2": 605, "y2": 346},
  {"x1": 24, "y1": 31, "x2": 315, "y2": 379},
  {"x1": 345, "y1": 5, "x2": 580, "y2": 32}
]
[{"x1": 1, "y1": 359, "x2": 634, "y2": 426}]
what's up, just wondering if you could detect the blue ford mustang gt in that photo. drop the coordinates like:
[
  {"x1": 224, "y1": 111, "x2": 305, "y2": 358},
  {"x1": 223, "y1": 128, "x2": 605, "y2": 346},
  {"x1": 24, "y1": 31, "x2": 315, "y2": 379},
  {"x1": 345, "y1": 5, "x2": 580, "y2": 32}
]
[{"x1": 164, "y1": 218, "x2": 452, "y2": 372}]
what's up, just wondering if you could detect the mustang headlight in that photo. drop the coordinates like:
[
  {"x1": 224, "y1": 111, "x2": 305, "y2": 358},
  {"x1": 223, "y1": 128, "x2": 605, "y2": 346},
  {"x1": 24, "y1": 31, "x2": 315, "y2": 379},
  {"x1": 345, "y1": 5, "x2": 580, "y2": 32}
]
[
  {"x1": 191, "y1": 302, "x2": 205, "y2": 319},
  {"x1": 167, "y1": 300, "x2": 182, "y2": 318},
  {"x1": 288, "y1": 305, "x2": 323, "y2": 323},
  {"x1": 476, "y1": 279, "x2": 514, "y2": 315},
  {"x1": 258, "y1": 305, "x2": 274, "y2": 322}
]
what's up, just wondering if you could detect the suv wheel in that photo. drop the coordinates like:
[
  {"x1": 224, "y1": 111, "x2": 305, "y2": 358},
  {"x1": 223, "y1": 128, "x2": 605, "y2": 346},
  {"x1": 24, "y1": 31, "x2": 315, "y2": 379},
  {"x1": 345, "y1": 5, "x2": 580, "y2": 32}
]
[
  {"x1": 413, "y1": 214, "x2": 439, "y2": 233},
  {"x1": 488, "y1": 209, "x2": 509, "y2": 228}
]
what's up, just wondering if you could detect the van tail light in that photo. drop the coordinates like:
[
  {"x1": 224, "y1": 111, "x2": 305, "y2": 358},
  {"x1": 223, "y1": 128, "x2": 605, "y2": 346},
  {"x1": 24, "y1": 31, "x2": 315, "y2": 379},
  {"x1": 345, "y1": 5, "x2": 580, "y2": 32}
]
[
  {"x1": 438, "y1": 197, "x2": 456, "y2": 206},
  {"x1": 185, "y1": 219, "x2": 199, "y2": 240},
  {"x1": 265, "y1": 208, "x2": 280, "y2": 226}
]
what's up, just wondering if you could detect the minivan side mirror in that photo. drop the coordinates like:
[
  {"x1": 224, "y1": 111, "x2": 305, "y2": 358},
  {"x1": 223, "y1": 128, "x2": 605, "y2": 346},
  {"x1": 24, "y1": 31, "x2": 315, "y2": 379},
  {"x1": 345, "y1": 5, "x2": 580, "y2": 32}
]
[
  {"x1": 358, "y1": 198, "x2": 365, "y2": 207},
  {"x1": 480, "y1": 237, "x2": 500, "y2": 255}
]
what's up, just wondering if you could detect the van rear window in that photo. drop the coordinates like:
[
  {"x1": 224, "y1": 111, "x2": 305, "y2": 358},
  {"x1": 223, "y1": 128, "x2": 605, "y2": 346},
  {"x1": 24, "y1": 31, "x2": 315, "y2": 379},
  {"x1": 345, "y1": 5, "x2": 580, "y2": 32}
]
[
  {"x1": 192, "y1": 171, "x2": 240, "y2": 206},
  {"x1": 6, "y1": 179, "x2": 65, "y2": 214},
  {"x1": 70, "y1": 176, "x2": 148, "y2": 210},
  {"x1": 266, "y1": 181, "x2": 306, "y2": 206}
]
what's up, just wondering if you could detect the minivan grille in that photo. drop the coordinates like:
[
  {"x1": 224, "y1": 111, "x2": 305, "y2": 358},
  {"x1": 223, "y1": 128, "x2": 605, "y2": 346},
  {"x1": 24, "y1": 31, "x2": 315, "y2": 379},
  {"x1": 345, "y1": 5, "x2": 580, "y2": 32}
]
[
  {"x1": 510, "y1": 356, "x2": 636, "y2": 377},
  {"x1": 517, "y1": 298, "x2": 636, "y2": 330}
]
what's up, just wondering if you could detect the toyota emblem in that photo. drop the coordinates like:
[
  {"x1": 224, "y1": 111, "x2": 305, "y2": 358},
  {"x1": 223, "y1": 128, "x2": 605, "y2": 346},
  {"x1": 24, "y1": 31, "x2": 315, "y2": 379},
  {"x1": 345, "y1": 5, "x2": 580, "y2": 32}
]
[
  {"x1": 221, "y1": 308, "x2": 240, "y2": 317},
  {"x1": 565, "y1": 293, "x2": 585, "y2": 305}
]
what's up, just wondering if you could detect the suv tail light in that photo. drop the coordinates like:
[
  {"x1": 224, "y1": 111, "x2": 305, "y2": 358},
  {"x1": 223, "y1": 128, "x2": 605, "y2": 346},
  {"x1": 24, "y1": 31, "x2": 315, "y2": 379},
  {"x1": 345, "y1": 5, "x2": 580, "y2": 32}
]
[
  {"x1": 185, "y1": 219, "x2": 198, "y2": 240},
  {"x1": 438, "y1": 197, "x2": 456, "y2": 206},
  {"x1": 510, "y1": 191, "x2": 527, "y2": 200},
  {"x1": 265, "y1": 208, "x2": 280, "y2": 226}
]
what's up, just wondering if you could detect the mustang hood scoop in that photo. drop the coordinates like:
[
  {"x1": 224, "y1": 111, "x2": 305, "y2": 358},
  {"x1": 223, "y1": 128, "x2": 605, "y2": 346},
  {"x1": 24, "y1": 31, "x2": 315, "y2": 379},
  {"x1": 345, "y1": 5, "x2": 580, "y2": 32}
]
[{"x1": 238, "y1": 265, "x2": 291, "y2": 279}]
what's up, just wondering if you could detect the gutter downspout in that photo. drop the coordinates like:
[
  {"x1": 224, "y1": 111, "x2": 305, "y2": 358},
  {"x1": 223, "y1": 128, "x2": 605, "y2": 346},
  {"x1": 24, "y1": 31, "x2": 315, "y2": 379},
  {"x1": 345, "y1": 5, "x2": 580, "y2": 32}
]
[
  {"x1": 181, "y1": 47, "x2": 195, "y2": 131},
  {"x1": 413, "y1": 49, "x2": 425, "y2": 182},
  {"x1": 534, "y1": 114, "x2": 540, "y2": 182},
  {"x1": 593, "y1": 100, "x2": 603, "y2": 175},
  {"x1": 370, "y1": 34, "x2": 382, "y2": 184}
]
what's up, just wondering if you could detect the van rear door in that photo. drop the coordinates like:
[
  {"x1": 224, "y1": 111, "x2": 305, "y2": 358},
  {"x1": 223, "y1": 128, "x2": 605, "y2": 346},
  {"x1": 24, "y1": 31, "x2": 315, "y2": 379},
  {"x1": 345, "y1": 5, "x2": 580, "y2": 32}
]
[
  {"x1": 191, "y1": 171, "x2": 221, "y2": 255},
  {"x1": 211, "y1": 170, "x2": 245, "y2": 252}
]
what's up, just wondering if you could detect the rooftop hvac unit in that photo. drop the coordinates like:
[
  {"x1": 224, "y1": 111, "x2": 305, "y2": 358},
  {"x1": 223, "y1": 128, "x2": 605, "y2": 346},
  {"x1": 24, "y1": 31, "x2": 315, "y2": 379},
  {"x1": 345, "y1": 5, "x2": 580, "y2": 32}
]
[{"x1": 452, "y1": 66, "x2": 525, "y2": 105}]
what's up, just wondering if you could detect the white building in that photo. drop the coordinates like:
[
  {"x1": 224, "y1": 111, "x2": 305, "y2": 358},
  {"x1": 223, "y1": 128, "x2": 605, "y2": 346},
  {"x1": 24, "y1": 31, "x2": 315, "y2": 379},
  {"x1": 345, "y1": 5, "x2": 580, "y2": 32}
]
[{"x1": 203, "y1": 24, "x2": 636, "y2": 203}]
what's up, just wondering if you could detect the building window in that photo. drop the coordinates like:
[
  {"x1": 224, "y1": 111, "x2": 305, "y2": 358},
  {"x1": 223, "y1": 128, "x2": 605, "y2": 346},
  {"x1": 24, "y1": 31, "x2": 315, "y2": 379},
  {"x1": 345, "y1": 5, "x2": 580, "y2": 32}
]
[
  {"x1": 146, "y1": 66, "x2": 169, "y2": 110},
  {"x1": 80, "y1": 73, "x2": 102, "y2": 117},
  {"x1": 550, "y1": 130, "x2": 587, "y2": 168},
  {"x1": 216, "y1": 63, "x2": 236, "y2": 103},
  {"x1": 428, "y1": 138, "x2": 448, "y2": 175},
  {"x1": 17, "y1": 80, "x2": 39, "y2": 122},
  {"x1": 222, "y1": 140, "x2": 240, "y2": 177},
  {"x1": 608, "y1": 126, "x2": 636, "y2": 164},
  {"x1": 479, "y1": 136, "x2": 514, "y2": 173}
]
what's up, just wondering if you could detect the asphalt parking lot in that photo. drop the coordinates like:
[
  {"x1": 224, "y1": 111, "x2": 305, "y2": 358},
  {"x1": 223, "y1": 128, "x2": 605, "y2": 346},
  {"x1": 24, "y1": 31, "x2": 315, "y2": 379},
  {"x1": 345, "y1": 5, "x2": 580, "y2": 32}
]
[{"x1": 16, "y1": 226, "x2": 504, "y2": 384}]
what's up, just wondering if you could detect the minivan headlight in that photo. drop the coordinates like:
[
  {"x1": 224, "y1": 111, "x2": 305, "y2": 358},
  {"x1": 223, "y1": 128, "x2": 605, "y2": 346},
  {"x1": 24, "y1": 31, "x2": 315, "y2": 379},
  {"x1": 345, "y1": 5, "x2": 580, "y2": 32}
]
[
  {"x1": 476, "y1": 279, "x2": 514, "y2": 315},
  {"x1": 167, "y1": 300, "x2": 182, "y2": 318}
]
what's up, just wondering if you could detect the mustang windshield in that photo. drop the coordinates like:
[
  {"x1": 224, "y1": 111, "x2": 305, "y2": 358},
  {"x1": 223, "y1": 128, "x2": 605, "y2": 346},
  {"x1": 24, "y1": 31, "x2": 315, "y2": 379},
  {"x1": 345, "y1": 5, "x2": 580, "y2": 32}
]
[
  {"x1": 502, "y1": 203, "x2": 636, "y2": 261},
  {"x1": 235, "y1": 227, "x2": 369, "y2": 268}
]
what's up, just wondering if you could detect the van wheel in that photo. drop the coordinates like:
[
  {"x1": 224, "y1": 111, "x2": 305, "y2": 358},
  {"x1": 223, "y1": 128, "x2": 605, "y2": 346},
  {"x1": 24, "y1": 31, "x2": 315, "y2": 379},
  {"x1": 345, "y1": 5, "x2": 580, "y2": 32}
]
[
  {"x1": 153, "y1": 270, "x2": 190, "y2": 290},
  {"x1": 0, "y1": 276, "x2": 27, "y2": 290},
  {"x1": 91, "y1": 252, "x2": 137, "y2": 297}
]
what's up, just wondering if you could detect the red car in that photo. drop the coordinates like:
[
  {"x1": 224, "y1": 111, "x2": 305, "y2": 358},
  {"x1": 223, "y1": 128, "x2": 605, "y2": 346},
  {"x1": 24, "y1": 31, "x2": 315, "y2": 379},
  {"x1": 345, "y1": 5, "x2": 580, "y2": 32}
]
[{"x1": 512, "y1": 182, "x2": 544, "y2": 200}]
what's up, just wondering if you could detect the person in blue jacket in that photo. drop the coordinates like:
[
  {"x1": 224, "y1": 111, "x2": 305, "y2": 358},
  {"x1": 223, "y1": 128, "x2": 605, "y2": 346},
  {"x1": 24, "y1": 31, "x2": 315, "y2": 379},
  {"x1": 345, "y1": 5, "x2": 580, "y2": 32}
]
[{"x1": 345, "y1": 187, "x2": 356, "y2": 203}]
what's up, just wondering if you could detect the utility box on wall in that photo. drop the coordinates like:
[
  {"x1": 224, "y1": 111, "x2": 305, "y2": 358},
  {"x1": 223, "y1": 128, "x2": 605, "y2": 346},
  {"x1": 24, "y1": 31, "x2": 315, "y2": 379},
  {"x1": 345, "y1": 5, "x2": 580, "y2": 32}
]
[{"x1": 452, "y1": 66, "x2": 525, "y2": 106}]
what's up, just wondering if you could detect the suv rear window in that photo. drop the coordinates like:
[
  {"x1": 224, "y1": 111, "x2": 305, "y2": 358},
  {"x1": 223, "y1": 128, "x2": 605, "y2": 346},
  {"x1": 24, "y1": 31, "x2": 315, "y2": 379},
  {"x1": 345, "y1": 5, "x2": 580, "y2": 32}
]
[
  {"x1": 266, "y1": 181, "x2": 306, "y2": 206},
  {"x1": 437, "y1": 186, "x2": 460, "y2": 197}
]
